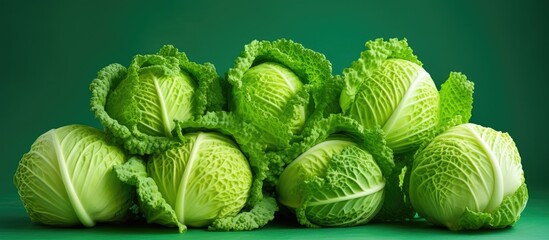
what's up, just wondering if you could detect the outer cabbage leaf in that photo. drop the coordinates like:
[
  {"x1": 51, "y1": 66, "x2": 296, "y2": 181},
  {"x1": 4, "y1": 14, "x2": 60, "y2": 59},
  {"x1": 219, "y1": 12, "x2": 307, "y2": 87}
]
[
  {"x1": 458, "y1": 183, "x2": 528, "y2": 230},
  {"x1": 90, "y1": 45, "x2": 224, "y2": 155},
  {"x1": 314, "y1": 75, "x2": 346, "y2": 118},
  {"x1": 14, "y1": 125, "x2": 132, "y2": 227},
  {"x1": 227, "y1": 39, "x2": 332, "y2": 150},
  {"x1": 208, "y1": 197, "x2": 278, "y2": 231},
  {"x1": 115, "y1": 157, "x2": 186, "y2": 232},
  {"x1": 409, "y1": 123, "x2": 527, "y2": 230},
  {"x1": 435, "y1": 72, "x2": 475, "y2": 135}
]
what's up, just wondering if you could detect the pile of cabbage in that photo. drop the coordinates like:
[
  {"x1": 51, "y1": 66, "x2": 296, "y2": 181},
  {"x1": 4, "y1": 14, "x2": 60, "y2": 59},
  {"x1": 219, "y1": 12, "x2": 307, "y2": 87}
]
[{"x1": 14, "y1": 38, "x2": 527, "y2": 232}]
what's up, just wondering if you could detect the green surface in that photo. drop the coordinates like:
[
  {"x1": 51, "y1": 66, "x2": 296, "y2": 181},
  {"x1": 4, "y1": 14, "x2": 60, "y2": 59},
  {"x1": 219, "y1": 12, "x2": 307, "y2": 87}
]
[
  {"x1": 1, "y1": 0, "x2": 548, "y2": 238},
  {"x1": 1, "y1": 190, "x2": 548, "y2": 239}
]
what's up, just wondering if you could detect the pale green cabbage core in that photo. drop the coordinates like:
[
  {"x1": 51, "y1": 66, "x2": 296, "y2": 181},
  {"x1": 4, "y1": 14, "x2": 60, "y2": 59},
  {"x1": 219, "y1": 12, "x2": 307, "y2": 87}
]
[
  {"x1": 342, "y1": 59, "x2": 439, "y2": 153},
  {"x1": 234, "y1": 62, "x2": 306, "y2": 144},
  {"x1": 106, "y1": 68, "x2": 196, "y2": 138},
  {"x1": 147, "y1": 132, "x2": 253, "y2": 227},
  {"x1": 410, "y1": 123, "x2": 524, "y2": 229}
]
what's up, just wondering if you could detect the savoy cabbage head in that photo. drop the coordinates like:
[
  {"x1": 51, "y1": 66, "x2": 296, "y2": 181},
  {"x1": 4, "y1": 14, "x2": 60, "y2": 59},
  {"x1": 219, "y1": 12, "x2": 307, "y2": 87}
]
[
  {"x1": 227, "y1": 39, "x2": 333, "y2": 150},
  {"x1": 409, "y1": 123, "x2": 528, "y2": 230},
  {"x1": 90, "y1": 45, "x2": 224, "y2": 155},
  {"x1": 340, "y1": 38, "x2": 474, "y2": 154},
  {"x1": 114, "y1": 131, "x2": 277, "y2": 232},
  {"x1": 277, "y1": 137, "x2": 386, "y2": 227},
  {"x1": 275, "y1": 114, "x2": 394, "y2": 227},
  {"x1": 14, "y1": 125, "x2": 132, "y2": 227}
]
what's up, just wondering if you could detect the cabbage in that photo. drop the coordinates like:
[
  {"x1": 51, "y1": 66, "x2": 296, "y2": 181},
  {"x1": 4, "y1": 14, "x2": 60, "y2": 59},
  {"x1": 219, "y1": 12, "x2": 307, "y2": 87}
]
[
  {"x1": 114, "y1": 132, "x2": 275, "y2": 232},
  {"x1": 90, "y1": 45, "x2": 224, "y2": 155},
  {"x1": 275, "y1": 114, "x2": 394, "y2": 227},
  {"x1": 228, "y1": 39, "x2": 333, "y2": 150},
  {"x1": 176, "y1": 112, "x2": 272, "y2": 204},
  {"x1": 277, "y1": 137, "x2": 386, "y2": 227},
  {"x1": 13, "y1": 125, "x2": 132, "y2": 227},
  {"x1": 340, "y1": 38, "x2": 474, "y2": 154},
  {"x1": 235, "y1": 62, "x2": 306, "y2": 137},
  {"x1": 175, "y1": 111, "x2": 282, "y2": 230},
  {"x1": 409, "y1": 123, "x2": 528, "y2": 230}
]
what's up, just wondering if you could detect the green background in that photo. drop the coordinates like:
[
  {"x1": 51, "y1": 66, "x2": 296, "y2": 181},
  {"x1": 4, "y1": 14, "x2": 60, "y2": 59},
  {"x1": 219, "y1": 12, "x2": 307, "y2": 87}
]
[{"x1": 1, "y1": 0, "x2": 547, "y2": 239}]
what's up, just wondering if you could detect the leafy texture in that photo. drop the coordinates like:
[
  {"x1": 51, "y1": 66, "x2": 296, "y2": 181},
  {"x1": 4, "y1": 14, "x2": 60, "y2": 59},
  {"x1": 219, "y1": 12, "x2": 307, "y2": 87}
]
[
  {"x1": 116, "y1": 132, "x2": 256, "y2": 232},
  {"x1": 228, "y1": 39, "x2": 332, "y2": 150},
  {"x1": 176, "y1": 112, "x2": 278, "y2": 227},
  {"x1": 340, "y1": 38, "x2": 475, "y2": 156},
  {"x1": 239, "y1": 62, "x2": 305, "y2": 134},
  {"x1": 15, "y1": 38, "x2": 523, "y2": 234},
  {"x1": 14, "y1": 125, "x2": 132, "y2": 227},
  {"x1": 436, "y1": 72, "x2": 475, "y2": 135},
  {"x1": 282, "y1": 114, "x2": 394, "y2": 178},
  {"x1": 90, "y1": 45, "x2": 224, "y2": 155},
  {"x1": 115, "y1": 157, "x2": 186, "y2": 232},
  {"x1": 409, "y1": 123, "x2": 527, "y2": 230},
  {"x1": 208, "y1": 197, "x2": 278, "y2": 231},
  {"x1": 339, "y1": 39, "x2": 475, "y2": 222},
  {"x1": 341, "y1": 38, "x2": 438, "y2": 154},
  {"x1": 282, "y1": 142, "x2": 385, "y2": 228},
  {"x1": 276, "y1": 114, "x2": 394, "y2": 227},
  {"x1": 148, "y1": 132, "x2": 252, "y2": 228}
]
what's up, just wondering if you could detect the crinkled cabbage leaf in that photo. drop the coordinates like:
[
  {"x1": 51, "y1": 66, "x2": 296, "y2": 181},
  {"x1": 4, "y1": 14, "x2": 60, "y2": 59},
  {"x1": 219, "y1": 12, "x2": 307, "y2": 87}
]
[
  {"x1": 228, "y1": 39, "x2": 333, "y2": 150},
  {"x1": 90, "y1": 45, "x2": 224, "y2": 155}
]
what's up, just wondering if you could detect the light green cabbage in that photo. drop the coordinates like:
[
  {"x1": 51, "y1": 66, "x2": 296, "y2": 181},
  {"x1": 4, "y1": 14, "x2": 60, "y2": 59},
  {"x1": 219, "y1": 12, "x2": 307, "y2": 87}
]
[
  {"x1": 409, "y1": 123, "x2": 528, "y2": 230},
  {"x1": 13, "y1": 125, "x2": 132, "y2": 227},
  {"x1": 277, "y1": 137, "x2": 386, "y2": 227},
  {"x1": 235, "y1": 62, "x2": 306, "y2": 138},
  {"x1": 275, "y1": 114, "x2": 394, "y2": 227},
  {"x1": 114, "y1": 132, "x2": 275, "y2": 232},
  {"x1": 175, "y1": 112, "x2": 280, "y2": 230},
  {"x1": 340, "y1": 38, "x2": 474, "y2": 154},
  {"x1": 176, "y1": 111, "x2": 271, "y2": 205},
  {"x1": 90, "y1": 45, "x2": 224, "y2": 155},
  {"x1": 228, "y1": 39, "x2": 333, "y2": 150}
]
